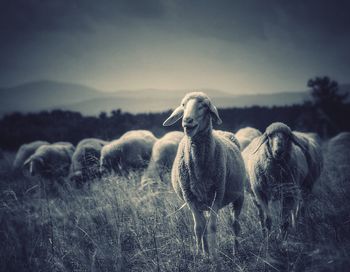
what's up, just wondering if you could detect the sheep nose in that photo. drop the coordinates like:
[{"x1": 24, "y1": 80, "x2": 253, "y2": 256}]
[
  {"x1": 183, "y1": 117, "x2": 194, "y2": 125},
  {"x1": 275, "y1": 149, "x2": 283, "y2": 157}
]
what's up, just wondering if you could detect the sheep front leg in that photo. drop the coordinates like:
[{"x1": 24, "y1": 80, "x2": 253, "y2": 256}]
[
  {"x1": 281, "y1": 195, "x2": 295, "y2": 240},
  {"x1": 207, "y1": 205, "x2": 219, "y2": 259},
  {"x1": 190, "y1": 207, "x2": 208, "y2": 255},
  {"x1": 254, "y1": 189, "x2": 271, "y2": 237},
  {"x1": 232, "y1": 195, "x2": 244, "y2": 255}
]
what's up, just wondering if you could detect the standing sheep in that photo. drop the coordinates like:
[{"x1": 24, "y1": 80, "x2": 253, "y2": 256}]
[
  {"x1": 100, "y1": 130, "x2": 157, "y2": 176},
  {"x1": 70, "y1": 138, "x2": 108, "y2": 187},
  {"x1": 242, "y1": 122, "x2": 323, "y2": 238},
  {"x1": 23, "y1": 142, "x2": 75, "y2": 179},
  {"x1": 235, "y1": 127, "x2": 262, "y2": 151},
  {"x1": 13, "y1": 140, "x2": 50, "y2": 171},
  {"x1": 141, "y1": 131, "x2": 184, "y2": 187},
  {"x1": 163, "y1": 92, "x2": 246, "y2": 258}
]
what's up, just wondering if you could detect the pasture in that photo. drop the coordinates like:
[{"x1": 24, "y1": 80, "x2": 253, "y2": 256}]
[{"x1": 0, "y1": 142, "x2": 349, "y2": 272}]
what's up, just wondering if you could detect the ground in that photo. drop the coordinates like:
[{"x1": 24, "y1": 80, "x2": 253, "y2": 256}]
[{"x1": 0, "y1": 145, "x2": 349, "y2": 272}]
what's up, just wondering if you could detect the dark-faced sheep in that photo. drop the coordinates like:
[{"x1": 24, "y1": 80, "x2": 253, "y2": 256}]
[
  {"x1": 163, "y1": 92, "x2": 246, "y2": 258},
  {"x1": 70, "y1": 138, "x2": 108, "y2": 187},
  {"x1": 100, "y1": 130, "x2": 157, "y2": 176},
  {"x1": 243, "y1": 122, "x2": 323, "y2": 238}
]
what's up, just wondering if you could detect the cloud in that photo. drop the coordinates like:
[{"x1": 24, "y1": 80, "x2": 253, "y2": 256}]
[{"x1": 0, "y1": 0, "x2": 349, "y2": 90}]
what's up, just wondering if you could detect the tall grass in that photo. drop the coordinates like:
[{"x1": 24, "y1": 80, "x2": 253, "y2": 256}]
[{"x1": 0, "y1": 148, "x2": 349, "y2": 272}]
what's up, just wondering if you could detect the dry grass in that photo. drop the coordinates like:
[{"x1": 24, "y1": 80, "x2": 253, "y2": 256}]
[{"x1": 0, "y1": 147, "x2": 349, "y2": 272}]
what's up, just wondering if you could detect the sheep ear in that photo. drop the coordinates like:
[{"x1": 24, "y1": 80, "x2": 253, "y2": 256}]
[
  {"x1": 163, "y1": 106, "x2": 184, "y2": 126},
  {"x1": 252, "y1": 133, "x2": 268, "y2": 154},
  {"x1": 206, "y1": 100, "x2": 222, "y2": 125},
  {"x1": 291, "y1": 134, "x2": 307, "y2": 153}
]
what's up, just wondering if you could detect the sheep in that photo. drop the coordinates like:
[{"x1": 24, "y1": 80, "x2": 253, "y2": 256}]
[
  {"x1": 327, "y1": 132, "x2": 350, "y2": 177},
  {"x1": 70, "y1": 138, "x2": 108, "y2": 188},
  {"x1": 292, "y1": 131, "x2": 324, "y2": 195},
  {"x1": 141, "y1": 131, "x2": 184, "y2": 187},
  {"x1": 13, "y1": 140, "x2": 50, "y2": 171},
  {"x1": 235, "y1": 127, "x2": 262, "y2": 151},
  {"x1": 242, "y1": 122, "x2": 323, "y2": 239},
  {"x1": 100, "y1": 130, "x2": 157, "y2": 176},
  {"x1": 163, "y1": 92, "x2": 246, "y2": 258},
  {"x1": 23, "y1": 142, "x2": 75, "y2": 179}
]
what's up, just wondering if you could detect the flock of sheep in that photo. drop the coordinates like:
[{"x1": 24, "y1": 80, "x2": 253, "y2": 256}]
[{"x1": 9, "y1": 91, "x2": 350, "y2": 260}]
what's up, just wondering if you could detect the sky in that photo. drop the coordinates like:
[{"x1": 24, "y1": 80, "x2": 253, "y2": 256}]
[{"x1": 0, "y1": 0, "x2": 349, "y2": 94}]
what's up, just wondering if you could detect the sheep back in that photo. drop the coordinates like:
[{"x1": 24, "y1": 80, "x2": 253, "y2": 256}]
[
  {"x1": 101, "y1": 130, "x2": 157, "y2": 174},
  {"x1": 235, "y1": 127, "x2": 262, "y2": 150}
]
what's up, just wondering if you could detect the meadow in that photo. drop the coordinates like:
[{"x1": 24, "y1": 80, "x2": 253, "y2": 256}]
[{"x1": 0, "y1": 142, "x2": 349, "y2": 272}]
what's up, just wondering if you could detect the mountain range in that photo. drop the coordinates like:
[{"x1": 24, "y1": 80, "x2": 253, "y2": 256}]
[{"x1": 0, "y1": 80, "x2": 348, "y2": 117}]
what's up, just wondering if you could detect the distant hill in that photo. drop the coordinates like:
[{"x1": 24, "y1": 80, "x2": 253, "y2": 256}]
[
  {"x1": 0, "y1": 80, "x2": 106, "y2": 115},
  {"x1": 64, "y1": 92, "x2": 311, "y2": 116},
  {"x1": 0, "y1": 80, "x2": 349, "y2": 116}
]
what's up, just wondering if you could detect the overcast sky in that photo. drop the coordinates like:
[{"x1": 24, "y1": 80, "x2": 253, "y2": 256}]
[{"x1": 1, "y1": 0, "x2": 349, "y2": 93}]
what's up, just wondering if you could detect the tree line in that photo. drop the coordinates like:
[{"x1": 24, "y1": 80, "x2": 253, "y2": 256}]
[{"x1": 0, "y1": 76, "x2": 348, "y2": 151}]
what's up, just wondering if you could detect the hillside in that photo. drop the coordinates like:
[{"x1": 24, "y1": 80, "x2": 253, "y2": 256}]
[{"x1": 0, "y1": 80, "x2": 348, "y2": 116}]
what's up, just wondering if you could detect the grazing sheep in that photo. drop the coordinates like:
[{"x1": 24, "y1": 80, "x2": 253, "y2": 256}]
[
  {"x1": 70, "y1": 138, "x2": 108, "y2": 187},
  {"x1": 141, "y1": 131, "x2": 184, "y2": 187},
  {"x1": 100, "y1": 130, "x2": 157, "y2": 176},
  {"x1": 13, "y1": 140, "x2": 50, "y2": 171},
  {"x1": 23, "y1": 142, "x2": 75, "y2": 179},
  {"x1": 327, "y1": 132, "x2": 350, "y2": 175},
  {"x1": 163, "y1": 92, "x2": 246, "y2": 258},
  {"x1": 235, "y1": 127, "x2": 262, "y2": 151},
  {"x1": 242, "y1": 122, "x2": 323, "y2": 238}
]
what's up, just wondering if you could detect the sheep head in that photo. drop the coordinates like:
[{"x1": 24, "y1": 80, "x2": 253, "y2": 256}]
[
  {"x1": 253, "y1": 122, "x2": 306, "y2": 160},
  {"x1": 163, "y1": 92, "x2": 222, "y2": 137}
]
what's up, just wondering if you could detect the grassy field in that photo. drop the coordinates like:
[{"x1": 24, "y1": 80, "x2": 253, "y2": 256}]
[{"x1": 0, "y1": 145, "x2": 349, "y2": 272}]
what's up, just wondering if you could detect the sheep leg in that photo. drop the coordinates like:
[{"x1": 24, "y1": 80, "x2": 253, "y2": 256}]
[
  {"x1": 207, "y1": 205, "x2": 219, "y2": 259},
  {"x1": 191, "y1": 208, "x2": 208, "y2": 255},
  {"x1": 253, "y1": 199, "x2": 266, "y2": 236},
  {"x1": 232, "y1": 195, "x2": 243, "y2": 255},
  {"x1": 255, "y1": 190, "x2": 271, "y2": 237},
  {"x1": 281, "y1": 196, "x2": 295, "y2": 240}
]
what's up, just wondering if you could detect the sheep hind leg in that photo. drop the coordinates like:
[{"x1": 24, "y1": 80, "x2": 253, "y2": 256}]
[
  {"x1": 207, "y1": 206, "x2": 219, "y2": 260},
  {"x1": 232, "y1": 195, "x2": 244, "y2": 255}
]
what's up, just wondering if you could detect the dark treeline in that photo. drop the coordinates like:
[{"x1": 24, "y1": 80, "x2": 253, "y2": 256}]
[
  {"x1": 1, "y1": 76, "x2": 349, "y2": 151},
  {"x1": 1, "y1": 103, "x2": 349, "y2": 151}
]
